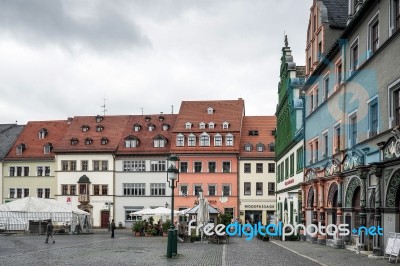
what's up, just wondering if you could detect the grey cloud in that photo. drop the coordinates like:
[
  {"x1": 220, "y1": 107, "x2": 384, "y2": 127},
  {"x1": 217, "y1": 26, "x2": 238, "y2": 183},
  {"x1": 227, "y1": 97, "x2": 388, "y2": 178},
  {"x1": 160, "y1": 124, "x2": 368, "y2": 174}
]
[{"x1": 0, "y1": 0, "x2": 150, "y2": 51}]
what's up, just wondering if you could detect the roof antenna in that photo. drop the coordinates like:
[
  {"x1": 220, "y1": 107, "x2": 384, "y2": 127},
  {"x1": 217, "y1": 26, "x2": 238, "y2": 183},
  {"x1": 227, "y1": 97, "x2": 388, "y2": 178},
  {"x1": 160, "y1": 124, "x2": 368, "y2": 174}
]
[
  {"x1": 101, "y1": 98, "x2": 107, "y2": 116},
  {"x1": 141, "y1": 108, "x2": 143, "y2": 115}
]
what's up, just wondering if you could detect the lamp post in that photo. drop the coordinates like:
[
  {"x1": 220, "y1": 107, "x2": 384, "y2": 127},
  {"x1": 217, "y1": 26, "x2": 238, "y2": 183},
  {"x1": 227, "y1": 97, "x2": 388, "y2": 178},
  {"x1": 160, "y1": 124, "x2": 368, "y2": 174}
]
[{"x1": 166, "y1": 154, "x2": 179, "y2": 258}]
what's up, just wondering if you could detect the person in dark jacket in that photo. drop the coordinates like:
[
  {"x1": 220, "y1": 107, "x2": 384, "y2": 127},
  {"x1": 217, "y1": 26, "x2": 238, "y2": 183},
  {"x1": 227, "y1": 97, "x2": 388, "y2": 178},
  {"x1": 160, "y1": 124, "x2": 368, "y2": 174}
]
[
  {"x1": 45, "y1": 219, "x2": 55, "y2": 244},
  {"x1": 111, "y1": 219, "x2": 116, "y2": 238}
]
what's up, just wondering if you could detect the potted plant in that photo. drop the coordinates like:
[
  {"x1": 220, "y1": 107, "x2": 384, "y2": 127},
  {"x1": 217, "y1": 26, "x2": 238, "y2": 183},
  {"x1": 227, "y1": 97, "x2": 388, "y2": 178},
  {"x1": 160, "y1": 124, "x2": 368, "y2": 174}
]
[
  {"x1": 132, "y1": 220, "x2": 145, "y2": 237},
  {"x1": 162, "y1": 219, "x2": 171, "y2": 236}
]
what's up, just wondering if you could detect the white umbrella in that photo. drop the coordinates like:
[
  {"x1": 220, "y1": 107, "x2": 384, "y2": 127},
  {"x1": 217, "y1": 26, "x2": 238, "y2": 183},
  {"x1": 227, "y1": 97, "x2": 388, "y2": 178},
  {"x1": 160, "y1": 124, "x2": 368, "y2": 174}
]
[
  {"x1": 130, "y1": 207, "x2": 178, "y2": 216},
  {"x1": 178, "y1": 208, "x2": 191, "y2": 215},
  {"x1": 197, "y1": 189, "x2": 207, "y2": 242},
  {"x1": 130, "y1": 208, "x2": 152, "y2": 216}
]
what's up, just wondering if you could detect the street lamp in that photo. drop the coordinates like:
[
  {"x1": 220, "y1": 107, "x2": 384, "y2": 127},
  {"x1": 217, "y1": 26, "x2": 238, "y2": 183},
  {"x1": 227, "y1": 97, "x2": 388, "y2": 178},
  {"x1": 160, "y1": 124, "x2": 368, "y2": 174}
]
[{"x1": 166, "y1": 154, "x2": 179, "y2": 258}]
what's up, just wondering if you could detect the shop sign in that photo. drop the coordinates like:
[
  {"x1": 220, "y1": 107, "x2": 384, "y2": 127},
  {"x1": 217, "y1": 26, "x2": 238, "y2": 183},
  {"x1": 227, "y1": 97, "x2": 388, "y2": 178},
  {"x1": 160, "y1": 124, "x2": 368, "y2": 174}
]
[{"x1": 285, "y1": 179, "x2": 294, "y2": 186}]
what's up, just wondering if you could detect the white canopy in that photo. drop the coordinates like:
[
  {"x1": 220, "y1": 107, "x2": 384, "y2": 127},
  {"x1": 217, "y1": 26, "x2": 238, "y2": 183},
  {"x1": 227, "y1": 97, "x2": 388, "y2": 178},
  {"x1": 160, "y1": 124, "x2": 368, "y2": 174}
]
[
  {"x1": 0, "y1": 196, "x2": 89, "y2": 215},
  {"x1": 130, "y1": 207, "x2": 179, "y2": 216}
]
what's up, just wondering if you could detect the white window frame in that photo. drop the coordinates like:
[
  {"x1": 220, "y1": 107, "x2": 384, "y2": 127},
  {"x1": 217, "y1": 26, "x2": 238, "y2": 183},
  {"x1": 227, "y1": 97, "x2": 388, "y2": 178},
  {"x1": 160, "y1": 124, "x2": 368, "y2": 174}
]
[
  {"x1": 185, "y1": 122, "x2": 192, "y2": 129},
  {"x1": 176, "y1": 133, "x2": 185, "y2": 147},
  {"x1": 188, "y1": 133, "x2": 196, "y2": 147},
  {"x1": 390, "y1": 0, "x2": 400, "y2": 35},
  {"x1": 222, "y1": 121, "x2": 230, "y2": 129},
  {"x1": 348, "y1": 110, "x2": 358, "y2": 147},
  {"x1": 388, "y1": 77, "x2": 400, "y2": 128},
  {"x1": 323, "y1": 72, "x2": 330, "y2": 100},
  {"x1": 208, "y1": 184, "x2": 217, "y2": 196},
  {"x1": 350, "y1": 37, "x2": 359, "y2": 74},
  {"x1": 199, "y1": 122, "x2": 206, "y2": 129},
  {"x1": 208, "y1": 122, "x2": 215, "y2": 129},
  {"x1": 367, "y1": 95, "x2": 379, "y2": 137},
  {"x1": 222, "y1": 184, "x2": 231, "y2": 196},
  {"x1": 367, "y1": 11, "x2": 379, "y2": 58},
  {"x1": 225, "y1": 133, "x2": 234, "y2": 146},
  {"x1": 335, "y1": 58, "x2": 343, "y2": 90},
  {"x1": 199, "y1": 132, "x2": 210, "y2": 147},
  {"x1": 214, "y1": 133, "x2": 222, "y2": 147}
]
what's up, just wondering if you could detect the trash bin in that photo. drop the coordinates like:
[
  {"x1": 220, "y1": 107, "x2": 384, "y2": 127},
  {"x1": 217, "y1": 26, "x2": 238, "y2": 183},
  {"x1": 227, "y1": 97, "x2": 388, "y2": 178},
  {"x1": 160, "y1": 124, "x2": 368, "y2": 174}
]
[{"x1": 118, "y1": 222, "x2": 122, "y2": 229}]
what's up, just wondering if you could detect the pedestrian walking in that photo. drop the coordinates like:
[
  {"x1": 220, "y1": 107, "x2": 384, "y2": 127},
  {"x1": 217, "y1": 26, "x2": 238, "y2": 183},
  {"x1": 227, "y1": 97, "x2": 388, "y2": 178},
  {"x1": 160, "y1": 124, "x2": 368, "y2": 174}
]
[
  {"x1": 111, "y1": 219, "x2": 116, "y2": 238},
  {"x1": 45, "y1": 219, "x2": 55, "y2": 244}
]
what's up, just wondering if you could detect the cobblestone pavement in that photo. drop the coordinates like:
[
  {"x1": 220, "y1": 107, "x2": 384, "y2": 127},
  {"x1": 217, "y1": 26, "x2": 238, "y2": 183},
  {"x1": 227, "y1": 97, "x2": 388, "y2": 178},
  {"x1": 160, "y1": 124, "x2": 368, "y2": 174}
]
[
  {"x1": 0, "y1": 230, "x2": 392, "y2": 265},
  {"x1": 270, "y1": 240, "x2": 389, "y2": 266}
]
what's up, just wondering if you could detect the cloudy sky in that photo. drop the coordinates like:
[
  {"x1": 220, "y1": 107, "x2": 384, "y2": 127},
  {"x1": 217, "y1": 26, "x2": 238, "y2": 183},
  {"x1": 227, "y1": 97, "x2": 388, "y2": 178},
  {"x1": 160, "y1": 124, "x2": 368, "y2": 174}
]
[{"x1": 0, "y1": 0, "x2": 312, "y2": 124}]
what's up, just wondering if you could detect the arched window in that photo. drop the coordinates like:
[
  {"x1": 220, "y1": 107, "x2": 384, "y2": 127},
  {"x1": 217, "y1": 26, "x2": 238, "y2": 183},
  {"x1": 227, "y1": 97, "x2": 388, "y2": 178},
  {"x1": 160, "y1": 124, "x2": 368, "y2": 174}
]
[
  {"x1": 188, "y1": 134, "x2": 196, "y2": 147},
  {"x1": 199, "y1": 132, "x2": 210, "y2": 146},
  {"x1": 176, "y1": 133, "x2": 185, "y2": 147}
]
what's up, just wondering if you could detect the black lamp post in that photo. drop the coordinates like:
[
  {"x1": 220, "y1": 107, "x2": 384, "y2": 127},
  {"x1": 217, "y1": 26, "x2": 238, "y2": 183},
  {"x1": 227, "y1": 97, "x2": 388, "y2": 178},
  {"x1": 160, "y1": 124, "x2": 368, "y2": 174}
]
[{"x1": 166, "y1": 154, "x2": 179, "y2": 258}]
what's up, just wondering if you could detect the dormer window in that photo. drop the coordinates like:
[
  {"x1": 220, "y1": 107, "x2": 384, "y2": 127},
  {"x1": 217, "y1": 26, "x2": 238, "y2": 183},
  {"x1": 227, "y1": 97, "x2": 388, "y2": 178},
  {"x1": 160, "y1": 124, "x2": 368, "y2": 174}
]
[
  {"x1": 145, "y1": 116, "x2": 151, "y2": 122},
  {"x1": 185, "y1": 122, "x2": 192, "y2": 129},
  {"x1": 159, "y1": 115, "x2": 165, "y2": 121},
  {"x1": 256, "y1": 143, "x2": 265, "y2": 152},
  {"x1": 125, "y1": 136, "x2": 139, "y2": 148},
  {"x1": 85, "y1": 138, "x2": 93, "y2": 145},
  {"x1": 148, "y1": 123, "x2": 155, "y2": 131},
  {"x1": 244, "y1": 143, "x2": 252, "y2": 152},
  {"x1": 199, "y1": 122, "x2": 206, "y2": 129},
  {"x1": 70, "y1": 138, "x2": 78, "y2": 145},
  {"x1": 162, "y1": 124, "x2": 170, "y2": 131},
  {"x1": 188, "y1": 133, "x2": 196, "y2": 147},
  {"x1": 43, "y1": 143, "x2": 53, "y2": 154},
  {"x1": 81, "y1": 125, "x2": 90, "y2": 132},
  {"x1": 38, "y1": 128, "x2": 48, "y2": 139},
  {"x1": 16, "y1": 143, "x2": 26, "y2": 155},
  {"x1": 101, "y1": 137, "x2": 108, "y2": 145},
  {"x1": 269, "y1": 142, "x2": 275, "y2": 152},
  {"x1": 176, "y1": 133, "x2": 185, "y2": 147},
  {"x1": 199, "y1": 132, "x2": 210, "y2": 147},
  {"x1": 133, "y1": 123, "x2": 141, "y2": 132},
  {"x1": 225, "y1": 133, "x2": 234, "y2": 146},
  {"x1": 154, "y1": 135, "x2": 167, "y2": 148},
  {"x1": 96, "y1": 115, "x2": 103, "y2": 123},
  {"x1": 249, "y1": 130, "x2": 259, "y2": 136},
  {"x1": 208, "y1": 122, "x2": 215, "y2": 129},
  {"x1": 207, "y1": 107, "x2": 214, "y2": 114},
  {"x1": 214, "y1": 133, "x2": 222, "y2": 146},
  {"x1": 222, "y1": 121, "x2": 230, "y2": 129},
  {"x1": 96, "y1": 125, "x2": 104, "y2": 132}
]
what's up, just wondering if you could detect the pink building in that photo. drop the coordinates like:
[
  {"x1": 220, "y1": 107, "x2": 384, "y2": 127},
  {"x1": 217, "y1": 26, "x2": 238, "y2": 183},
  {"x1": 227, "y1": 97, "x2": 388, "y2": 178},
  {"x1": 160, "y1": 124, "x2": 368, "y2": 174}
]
[{"x1": 171, "y1": 99, "x2": 245, "y2": 218}]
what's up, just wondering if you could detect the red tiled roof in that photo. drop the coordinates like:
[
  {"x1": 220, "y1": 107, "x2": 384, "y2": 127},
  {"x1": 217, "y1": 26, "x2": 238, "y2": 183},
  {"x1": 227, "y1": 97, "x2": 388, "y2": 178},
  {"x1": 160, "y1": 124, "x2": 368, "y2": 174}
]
[
  {"x1": 116, "y1": 114, "x2": 178, "y2": 155},
  {"x1": 5, "y1": 120, "x2": 70, "y2": 160},
  {"x1": 54, "y1": 115, "x2": 130, "y2": 153},
  {"x1": 171, "y1": 99, "x2": 245, "y2": 153},
  {"x1": 239, "y1": 116, "x2": 276, "y2": 158}
]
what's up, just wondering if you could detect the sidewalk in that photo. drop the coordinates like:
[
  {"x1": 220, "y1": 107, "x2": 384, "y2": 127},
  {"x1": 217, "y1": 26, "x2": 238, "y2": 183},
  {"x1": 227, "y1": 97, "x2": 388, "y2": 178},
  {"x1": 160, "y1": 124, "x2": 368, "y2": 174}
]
[{"x1": 271, "y1": 240, "x2": 389, "y2": 266}]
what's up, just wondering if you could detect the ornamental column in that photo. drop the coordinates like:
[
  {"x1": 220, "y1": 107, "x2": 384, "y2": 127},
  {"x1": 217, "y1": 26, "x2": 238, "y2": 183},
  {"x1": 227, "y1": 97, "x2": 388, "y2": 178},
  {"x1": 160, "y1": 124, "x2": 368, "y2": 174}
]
[
  {"x1": 317, "y1": 179, "x2": 326, "y2": 245},
  {"x1": 311, "y1": 182, "x2": 318, "y2": 244},
  {"x1": 299, "y1": 186, "x2": 306, "y2": 241},
  {"x1": 358, "y1": 168, "x2": 368, "y2": 250},
  {"x1": 372, "y1": 166, "x2": 383, "y2": 256},
  {"x1": 334, "y1": 176, "x2": 345, "y2": 248}
]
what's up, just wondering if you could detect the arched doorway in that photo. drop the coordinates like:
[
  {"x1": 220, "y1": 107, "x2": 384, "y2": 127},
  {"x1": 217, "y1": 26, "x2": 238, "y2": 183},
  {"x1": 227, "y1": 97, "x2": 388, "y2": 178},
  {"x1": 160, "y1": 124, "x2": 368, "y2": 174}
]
[
  {"x1": 327, "y1": 183, "x2": 338, "y2": 239},
  {"x1": 352, "y1": 187, "x2": 361, "y2": 230},
  {"x1": 306, "y1": 187, "x2": 314, "y2": 228}
]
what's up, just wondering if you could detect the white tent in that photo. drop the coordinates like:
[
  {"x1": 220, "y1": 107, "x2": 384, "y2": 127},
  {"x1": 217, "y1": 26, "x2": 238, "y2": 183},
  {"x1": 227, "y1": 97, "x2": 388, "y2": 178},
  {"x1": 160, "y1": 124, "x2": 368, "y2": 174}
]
[
  {"x1": 0, "y1": 197, "x2": 89, "y2": 231},
  {"x1": 130, "y1": 207, "x2": 179, "y2": 216}
]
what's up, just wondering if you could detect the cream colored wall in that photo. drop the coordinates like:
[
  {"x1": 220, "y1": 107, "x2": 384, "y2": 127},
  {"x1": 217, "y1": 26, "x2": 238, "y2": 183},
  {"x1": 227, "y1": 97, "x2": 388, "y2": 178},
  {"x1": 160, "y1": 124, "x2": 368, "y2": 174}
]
[
  {"x1": 55, "y1": 154, "x2": 115, "y2": 227},
  {"x1": 239, "y1": 158, "x2": 276, "y2": 225},
  {"x1": 2, "y1": 160, "x2": 56, "y2": 202}
]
